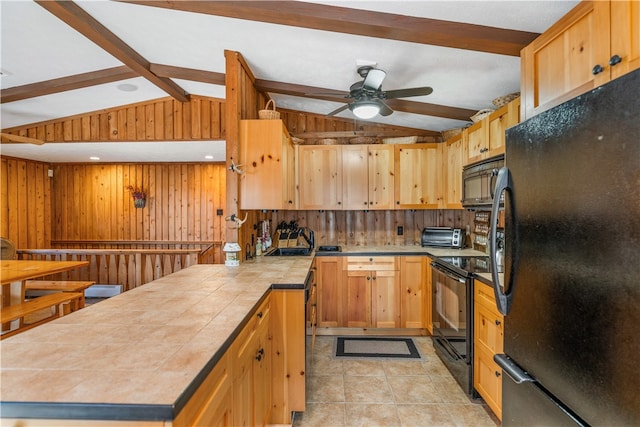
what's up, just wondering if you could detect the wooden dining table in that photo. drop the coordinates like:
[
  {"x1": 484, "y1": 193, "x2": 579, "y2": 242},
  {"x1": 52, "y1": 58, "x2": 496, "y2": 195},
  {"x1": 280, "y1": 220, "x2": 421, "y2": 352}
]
[{"x1": 1, "y1": 259, "x2": 89, "y2": 307}]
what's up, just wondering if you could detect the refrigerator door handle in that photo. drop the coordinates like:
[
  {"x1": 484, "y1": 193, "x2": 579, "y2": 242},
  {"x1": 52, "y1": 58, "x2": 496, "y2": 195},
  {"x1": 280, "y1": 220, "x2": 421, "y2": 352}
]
[
  {"x1": 494, "y1": 354, "x2": 534, "y2": 384},
  {"x1": 490, "y1": 167, "x2": 515, "y2": 315}
]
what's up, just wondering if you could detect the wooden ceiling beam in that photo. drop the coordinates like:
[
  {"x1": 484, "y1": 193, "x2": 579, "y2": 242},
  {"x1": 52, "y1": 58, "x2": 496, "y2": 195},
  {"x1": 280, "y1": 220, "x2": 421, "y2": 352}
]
[
  {"x1": 35, "y1": 0, "x2": 190, "y2": 102},
  {"x1": 0, "y1": 66, "x2": 137, "y2": 104},
  {"x1": 119, "y1": 0, "x2": 539, "y2": 56},
  {"x1": 149, "y1": 64, "x2": 226, "y2": 85}
]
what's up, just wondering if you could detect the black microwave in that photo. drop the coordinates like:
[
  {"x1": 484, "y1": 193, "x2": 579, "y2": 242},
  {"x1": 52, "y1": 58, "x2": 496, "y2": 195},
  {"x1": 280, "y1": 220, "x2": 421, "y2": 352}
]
[{"x1": 461, "y1": 155, "x2": 504, "y2": 209}]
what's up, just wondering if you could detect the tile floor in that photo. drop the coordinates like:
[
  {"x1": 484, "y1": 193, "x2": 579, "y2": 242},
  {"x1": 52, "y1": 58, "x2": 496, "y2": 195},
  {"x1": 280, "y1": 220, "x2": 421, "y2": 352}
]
[{"x1": 292, "y1": 335, "x2": 499, "y2": 427}]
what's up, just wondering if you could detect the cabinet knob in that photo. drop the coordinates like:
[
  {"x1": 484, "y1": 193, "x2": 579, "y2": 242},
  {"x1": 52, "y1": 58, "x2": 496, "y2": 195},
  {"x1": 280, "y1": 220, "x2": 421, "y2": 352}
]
[
  {"x1": 592, "y1": 64, "x2": 604, "y2": 75},
  {"x1": 495, "y1": 371, "x2": 501, "y2": 378},
  {"x1": 364, "y1": 202, "x2": 368, "y2": 205},
  {"x1": 367, "y1": 276, "x2": 371, "y2": 280},
  {"x1": 480, "y1": 147, "x2": 489, "y2": 153},
  {"x1": 609, "y1": 54, "x2": 622, "y2": 66},
  {"x1": 257, "y1": 311, "x2": 263, "y2": 318},
  {"x1": 396, "y1": 201, "x2": 400, "y2": 205},
  {"x1": 495, "y1": 319, "x2": 501, "y2": 326},
  {"x1": 338, "y1": 201, "x2": 342, "y2": 205}
]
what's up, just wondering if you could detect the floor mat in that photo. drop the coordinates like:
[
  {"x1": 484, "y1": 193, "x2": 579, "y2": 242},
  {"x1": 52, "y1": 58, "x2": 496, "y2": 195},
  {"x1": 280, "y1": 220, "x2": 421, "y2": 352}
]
[{"x1": 335, "y1": 337, "x2": 421, "y2": 359}]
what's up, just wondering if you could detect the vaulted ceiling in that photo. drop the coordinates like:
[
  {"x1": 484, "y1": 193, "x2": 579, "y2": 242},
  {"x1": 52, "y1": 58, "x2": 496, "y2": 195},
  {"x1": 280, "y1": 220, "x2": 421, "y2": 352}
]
[{"x1": 0, "y1": 0, "x2": 579, "y2": 162}]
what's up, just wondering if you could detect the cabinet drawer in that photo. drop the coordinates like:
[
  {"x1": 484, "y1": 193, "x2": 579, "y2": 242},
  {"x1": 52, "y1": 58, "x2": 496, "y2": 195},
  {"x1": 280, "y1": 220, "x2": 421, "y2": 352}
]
[
  {"x1": 475, "y1": 281, "x2": 500, "y2": 313},
  {"x1": 475, "y1": 302, "x2": 504, "y2": 354},
  {"x1": 345, "y1": 256, "x2": 397, "y2": 271}
]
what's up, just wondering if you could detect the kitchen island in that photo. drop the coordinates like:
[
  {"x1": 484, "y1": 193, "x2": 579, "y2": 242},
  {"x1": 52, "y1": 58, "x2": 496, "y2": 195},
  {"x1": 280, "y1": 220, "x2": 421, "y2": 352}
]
[{"x1": 0, "y1": 257, "x2": 312, "y2": 425}]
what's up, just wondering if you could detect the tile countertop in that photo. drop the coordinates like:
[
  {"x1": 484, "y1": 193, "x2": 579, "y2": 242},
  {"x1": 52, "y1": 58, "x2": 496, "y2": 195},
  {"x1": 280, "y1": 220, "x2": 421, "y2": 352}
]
[{"x1": 0, "y1": 257, "x2": 312, "y2": 422}]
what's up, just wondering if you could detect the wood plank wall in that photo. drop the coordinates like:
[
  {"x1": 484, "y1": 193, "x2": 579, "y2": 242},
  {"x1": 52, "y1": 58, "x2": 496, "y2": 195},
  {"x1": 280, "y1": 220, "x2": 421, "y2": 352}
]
[
  {"x1": 248, "y1": 209, "x2": 474, "y2": 250},
  {"x1": 50, "y1": 163, "x2": 226, "y2": 244},
  {"x1": 0, "y1": 157, "x2": 52, "y2": 248},
  {"x1": 1, "y1": 95, "x2": 225, "y2": 142}
]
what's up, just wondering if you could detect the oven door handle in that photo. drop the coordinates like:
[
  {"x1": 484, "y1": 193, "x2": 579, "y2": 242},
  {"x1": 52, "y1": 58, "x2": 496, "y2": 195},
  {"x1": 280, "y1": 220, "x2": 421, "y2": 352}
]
[{"x1": 430, "y1": 262, "x2": 466, "y2": 283}]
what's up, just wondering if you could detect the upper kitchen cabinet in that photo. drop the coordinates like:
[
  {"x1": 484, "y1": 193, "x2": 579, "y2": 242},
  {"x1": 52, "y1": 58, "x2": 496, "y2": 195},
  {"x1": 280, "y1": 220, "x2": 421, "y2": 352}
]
[
  {"x1": 240, "y1": 120, "x2": 296, "y2": 210},
  {"x1": 444, "y1": 135, "x2": 464, "y2": 209},
  {"x1": 521, "y1": 0, "x2": 640, "y2": 119},
  {"x1": 342, "y1": 145, "x2": 395, "y2": 210},
  {"x1": 298, "y1": 145, "x2": 343, "y2": 210},
  {"x1": 463, "y1": 97, "x2": 520, "y2": 166},
  {"x1": 394, "y1": 144, "x2": 441, "y2": 209}
]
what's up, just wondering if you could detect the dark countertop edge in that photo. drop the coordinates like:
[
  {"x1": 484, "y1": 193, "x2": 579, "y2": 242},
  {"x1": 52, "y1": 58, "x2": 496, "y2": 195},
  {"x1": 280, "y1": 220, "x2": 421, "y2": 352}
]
[
  {"x1": 1, "y1": 282, "x2": 306, "y2": 422},
  {"x1": 0, "y1": 402, "x2": 174, "y2": 421},
  {"x1": 474, "y1": 274, "x2": 494, "y2": 286},
  {"x1": 315, "y1": 250, "x2": 435, "y2": 257}
]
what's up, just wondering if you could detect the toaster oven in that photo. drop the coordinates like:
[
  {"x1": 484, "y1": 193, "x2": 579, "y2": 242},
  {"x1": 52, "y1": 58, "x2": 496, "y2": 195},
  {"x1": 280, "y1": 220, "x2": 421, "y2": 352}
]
[{"x1": 421, "y1": 227, "x2": 464, "y2": 248}]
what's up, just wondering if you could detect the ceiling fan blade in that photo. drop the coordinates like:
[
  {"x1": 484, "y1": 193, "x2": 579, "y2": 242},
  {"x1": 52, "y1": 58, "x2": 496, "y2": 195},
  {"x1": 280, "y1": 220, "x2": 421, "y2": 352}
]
[
  {"x1": 0, "y1": 133, "x2": 45, "y2": 145},
  {"x1": 376, "y1": 100, "x2": 394, "y2": 117},
  {"x1": 383, "y1": 86, "x2": 433, "y2": 99},
  {"x1": 305, "y1": 91, "x2": 350, "y2": 97},
  {"x1": 362, "y1": 68, "x2": 386, "y2": 91},
  {"x1": 326, "y1": 103, "x2": 350, "y2": 116}
]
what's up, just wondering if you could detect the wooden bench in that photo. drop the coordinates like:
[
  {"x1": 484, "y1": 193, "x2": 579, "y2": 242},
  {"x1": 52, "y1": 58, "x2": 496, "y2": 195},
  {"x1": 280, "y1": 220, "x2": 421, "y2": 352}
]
[
  {"x1": 0, "y1": 292, "x2": 83, "y2": 340},
  {"x1": 25, "y1": 280, "x2": 95, "y2": 308}
]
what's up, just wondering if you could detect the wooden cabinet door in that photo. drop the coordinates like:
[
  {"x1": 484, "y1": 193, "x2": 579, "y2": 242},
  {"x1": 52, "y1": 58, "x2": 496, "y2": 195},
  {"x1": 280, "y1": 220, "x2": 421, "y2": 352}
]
[
  {"x1": 368, "y1": 145, "x2": 395, "y2": 210},
  {"x1": 474, "y1": 281, "x2": 504, "y2": 420},
  {"x1": 343, "y1": 269, "x2": 372, "y2": 328},
  {"x1": 400, "y1": 256, "x2": 426, "y2": 328},
  {"x1": 609, "y1": 0, "x2": 640, "y2": 81},
  {"x1": 232, "y1": 328, "x2": 256, "y2": 426},
  {"x1": 253, "y1": 309, "x2": 271, "y2": 427},
  {"x1": 394, "y1": 144, "x2": 440, "y2": 209},
  {"x1": 520, "y1": 2, "x2": 604, "y2": 119},
  {"x1": 487, "y1": 98, "x2": 519, "y2": 159},
  {"x1": 464, "y1": 119, "x2": 490, "y2": 165},
  {"x1": 298, "y1": 145, "x2": 342, "y2": 210},
  {"x1": 316, "y1": 256, "x2": 343, "y2": 328},
  {"x1": 474, "y1": 343, "x2": 503, "y2": 420},
  {"x1": 240, "y1": 120, "x2": 294, "y2": 210},
  {"x1": 341, "y1": 145, "x2": 369, "y2": 210},
  {"x1": 372, "y1": 269, "x2": 400, "y2": 328},
  {"x1": 445, "y1": 136, "x2": 463, "y2": 209},
  {"x1": 424, "y1": 257, "x2": 433, "y2": 334}
]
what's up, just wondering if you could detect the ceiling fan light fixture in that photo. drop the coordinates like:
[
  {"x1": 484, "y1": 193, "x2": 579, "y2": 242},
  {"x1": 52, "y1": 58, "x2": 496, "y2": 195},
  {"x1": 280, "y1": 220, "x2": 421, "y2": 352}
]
[{"x1": 351, "y1": 102, "x2": 380, "y2": 119}]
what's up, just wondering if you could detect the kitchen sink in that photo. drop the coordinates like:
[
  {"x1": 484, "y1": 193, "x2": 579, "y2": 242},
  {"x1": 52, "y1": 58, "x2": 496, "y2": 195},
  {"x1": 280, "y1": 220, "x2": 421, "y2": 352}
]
[
  {"x1": 317, "y1": 245, "x2": 342, "y2": 252},
  {"x1": 265, "y1": 247, "x2": 312, "y2": 256}
]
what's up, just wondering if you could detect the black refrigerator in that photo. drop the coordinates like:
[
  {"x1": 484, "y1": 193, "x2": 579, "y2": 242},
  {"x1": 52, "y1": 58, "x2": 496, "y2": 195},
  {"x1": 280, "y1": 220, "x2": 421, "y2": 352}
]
[{"x1": 489, "y1": 69, "x2": 640, "y2": 426}]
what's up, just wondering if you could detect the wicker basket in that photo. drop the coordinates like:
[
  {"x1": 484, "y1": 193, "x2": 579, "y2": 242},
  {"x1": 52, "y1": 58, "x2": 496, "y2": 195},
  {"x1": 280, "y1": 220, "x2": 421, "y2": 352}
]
[
  {"x1": 470, "y1": 108, "x2": 494, "y2": 123},
  {"x1": 258, "y1": 99, "x2": 280, "y2": 120},
  {"x1": 317, "y1": 138, "x2": 337, "y2": 145},
  {"x1": 291, "y1": 136, "x2": 305, "y2": 145},
  {"x1": 348, "y1": 136, "x2": 378, "y2": 144},
  {"x1": 492, "y1": 92, "x2": 520, "y2": 108}
]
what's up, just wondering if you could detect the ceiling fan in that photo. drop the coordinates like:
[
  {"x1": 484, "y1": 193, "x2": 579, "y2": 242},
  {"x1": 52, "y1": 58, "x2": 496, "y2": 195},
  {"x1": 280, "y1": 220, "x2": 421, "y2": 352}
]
[
  {"x1": 0, "y1": 133, "x2": 44, "y2": 145},
  {"x1": 325, "y1": 66, "x2": 433, "y2": 119}
]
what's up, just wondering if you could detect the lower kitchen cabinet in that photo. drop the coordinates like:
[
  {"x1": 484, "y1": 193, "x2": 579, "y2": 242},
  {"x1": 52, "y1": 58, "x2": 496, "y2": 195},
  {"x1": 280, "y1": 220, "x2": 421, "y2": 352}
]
[
  {"x1": 400, "y1": 256, "x2": 428, "y2": 328},
  {"x1": 316, "y1": 256, "x2": 343, "y2": 328},
  {"x1": 316, "y1": 255, "x2": 432, "y2": 331},
  {"x1": 232, "y1": 296, "x2": 271, "y2": 426},
  {"x1": 344, "y1": 256, "x2": 399, "y2": 328},
  {"x1": 474, "y1": 280, "x2": 504, "y2": 420}
]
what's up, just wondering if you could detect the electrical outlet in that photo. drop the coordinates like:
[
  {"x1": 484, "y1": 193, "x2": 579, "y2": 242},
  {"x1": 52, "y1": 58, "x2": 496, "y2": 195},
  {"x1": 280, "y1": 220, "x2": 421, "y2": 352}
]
[{"x1": 397, "y1": 226, "x2": 403, "y2": 236}]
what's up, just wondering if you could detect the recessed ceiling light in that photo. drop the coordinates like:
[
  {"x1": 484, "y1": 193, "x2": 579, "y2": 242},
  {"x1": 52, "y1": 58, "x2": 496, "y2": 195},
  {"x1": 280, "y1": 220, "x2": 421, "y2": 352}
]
[
  {"x1": 89, "y1": 156, "x2": 100, "y2": 160},
  {"x1": 117, "y1": 83, "x2": 138, "y2": 92},
  {"x1": 205, "y1": 155, "x2": 214, "y2": 160}
]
